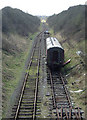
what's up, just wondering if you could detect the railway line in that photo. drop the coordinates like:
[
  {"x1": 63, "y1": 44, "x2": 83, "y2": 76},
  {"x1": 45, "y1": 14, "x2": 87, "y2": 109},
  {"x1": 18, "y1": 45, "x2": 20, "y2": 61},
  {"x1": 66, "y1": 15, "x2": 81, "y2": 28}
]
[
  {"x1": 12, "y1": 32, "x2": 42, "y2": 119},
  {"x1": 11, "y1": 29, "x2": 84, "y2": 119},
  {"x1": 47, "y1": 69, "x2": 84, "y2": 119}
]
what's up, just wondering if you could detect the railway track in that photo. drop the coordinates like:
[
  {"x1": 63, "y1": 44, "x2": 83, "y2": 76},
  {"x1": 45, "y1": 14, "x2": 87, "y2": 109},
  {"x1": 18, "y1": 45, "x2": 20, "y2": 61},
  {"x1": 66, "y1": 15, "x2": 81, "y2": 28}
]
[
  {"x1": 11, "y1": 29, "x2": 84, "y2": 119},
  {"x1": 47, "y1": 68, "x2": 84, "y2": 119},
  {"x1": 12, "y1": 32, "x2": 42, "y2": 119}
]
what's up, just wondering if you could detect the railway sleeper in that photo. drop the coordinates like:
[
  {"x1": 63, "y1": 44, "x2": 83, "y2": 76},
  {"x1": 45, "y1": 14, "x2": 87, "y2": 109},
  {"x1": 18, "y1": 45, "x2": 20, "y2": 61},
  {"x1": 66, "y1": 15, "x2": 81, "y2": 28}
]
[
  {"x1": 20, "y1": 107, "x2": 34, "y2": 110},
  {"x1": 55, "y1": 93, "x2": 66, "y2": 96},
  {"x1": 24, "y1": 88, "x2": 35, "y2": 91},
  {"x1": 56, "y1": 100, "x2": 69, "y2": 103},
  {"x1": 20, "y1": 104, "x2": 34, "y2": 107},
  {"x1": 21, "y1": 101, "x2": 34, "y2": 104},
  {"x1": 52, "y1": 109, "x2": 83, "y2": 118},
  {"x1": 14, "y1": 106, "x2": 33, "y2": 111},
  {"x1": 19, "y1": 109, "x2": 33, "y2": 112},
  {"x1": 23, "y1": 97, "x2": 35, "y2": 99},
  {"x1": 22, "y1": 100, "x2": 34, "y2": 102},
  {"x1": 22, "y1": 99, "x2": 34, "y2": 102},
  {"x1": 19, "y1": 110, "x2": 33, "y2": 113},
  {"x1": 23, "y1": 93, "x2": 35, "y2": 95},
  {"x1": 17, "y1": 107, "x2": 34, "y2": 110},
  {"x1": 57, "y1": 103, "x2": 69, "y2": 105},
  {"x1": 55, "y1": 94, "x2": 67, "y2": 97},
  {"x1": 54, "y1": 85, "x2": 65, "y2": 87},
  {"x1": 22, "y1": 99, "x2": 34, "y2": 101},
  {"x1": 53, "y1": 83, "x2": 64, "y2": 86},
  {"x1": 54, "y1": 90, "x2": 66, "y2": 93},
  {"x1": 24, "y1": 89, "x2": 35, "y2": 94},
  {"x1": 18, "y1": 115, "x2": 32, "y2": 118},
  {"x1": 52, "y1": 105, "x2": 70, "y2": 109},
  {"x1": 25, "y1": 85, "x2": 36, "y2": 88},
  {"x1": 36, "y1": 109, "x2": 41, "y2": 112},
  {"x1": 23, "y1": 93, "x2": 35, "y2": 96},
  {"x1": 54, "y1": 89, "x2": 65, "y2": 91},
  {"x1": 27, "y1": 76, "x2": 37, "y2": 79},
  {"x1": 55, "y1": 85, "x2": 65, "y2": 87},
  {"x1": 52, "y1": 80, "x2": 62, "y2": 83},
  {"x1": 55, "y1": 96, "x2": 67, "y2": 99},
  {"x1": 36, "y1": 112, "x2": 41, "y2": 115},
  {"x1": 26, "y1": 80, "x2": 36, "y2": 83}
]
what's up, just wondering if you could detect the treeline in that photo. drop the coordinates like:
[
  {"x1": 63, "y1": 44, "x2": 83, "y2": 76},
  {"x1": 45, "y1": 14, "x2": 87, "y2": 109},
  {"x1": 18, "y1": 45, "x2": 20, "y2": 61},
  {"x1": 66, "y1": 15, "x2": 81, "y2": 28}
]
[
  {"x1": 2, "y1": 7, "x2": 40, "y2": 36},
  {"x1": 47, "y1": 5, "x2": 85, "y2": 36}
]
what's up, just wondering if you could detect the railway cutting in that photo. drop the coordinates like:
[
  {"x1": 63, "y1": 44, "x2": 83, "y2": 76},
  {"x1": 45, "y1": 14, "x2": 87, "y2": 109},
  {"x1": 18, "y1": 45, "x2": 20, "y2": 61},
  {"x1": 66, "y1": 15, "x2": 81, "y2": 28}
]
[{"x1": 11, "y1": 26, "x2": 85, "y2": 119}]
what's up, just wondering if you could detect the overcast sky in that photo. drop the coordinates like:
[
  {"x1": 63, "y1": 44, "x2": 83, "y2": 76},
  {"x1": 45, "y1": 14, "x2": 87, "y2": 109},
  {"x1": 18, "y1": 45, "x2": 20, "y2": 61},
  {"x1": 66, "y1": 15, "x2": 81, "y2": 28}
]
[{"x1": 0, "y1": 0, "x2": 86, "y2": 16}]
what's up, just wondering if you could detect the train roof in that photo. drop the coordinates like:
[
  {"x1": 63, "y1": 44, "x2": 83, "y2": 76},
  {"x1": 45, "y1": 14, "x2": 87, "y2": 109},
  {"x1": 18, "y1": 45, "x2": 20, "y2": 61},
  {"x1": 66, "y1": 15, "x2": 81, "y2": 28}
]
[{"x1": 46, "y1": 37, "x2": 64, "y2": 50}]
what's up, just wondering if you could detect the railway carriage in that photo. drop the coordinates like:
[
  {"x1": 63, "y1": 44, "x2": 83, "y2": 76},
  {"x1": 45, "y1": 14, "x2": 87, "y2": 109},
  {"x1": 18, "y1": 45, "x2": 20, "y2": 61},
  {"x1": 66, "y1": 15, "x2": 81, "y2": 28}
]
[
  {"x1": 44, "y1": 31, "x2": 50, "y2": 35},
  {"x1": 46, "y1": 37, "x2": 64, "y2": 69}
]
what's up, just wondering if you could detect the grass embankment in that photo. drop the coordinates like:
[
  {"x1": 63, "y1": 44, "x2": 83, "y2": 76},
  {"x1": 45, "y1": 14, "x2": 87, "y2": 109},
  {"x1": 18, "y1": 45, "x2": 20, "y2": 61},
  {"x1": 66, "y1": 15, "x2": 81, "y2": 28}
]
[
  {"x1": 2, "y1": 33, "x2": 37, "y2": 118},
  {"x1": 55, "y1": 32, "x2": 86, "y2": 116}
]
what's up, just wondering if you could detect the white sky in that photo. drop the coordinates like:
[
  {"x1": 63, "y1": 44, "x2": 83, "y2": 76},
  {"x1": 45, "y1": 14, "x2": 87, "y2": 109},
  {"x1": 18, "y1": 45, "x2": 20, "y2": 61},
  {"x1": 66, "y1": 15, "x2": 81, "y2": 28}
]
[{"x1": 0, "y1": 0, "x2": 86, "y2": 16}]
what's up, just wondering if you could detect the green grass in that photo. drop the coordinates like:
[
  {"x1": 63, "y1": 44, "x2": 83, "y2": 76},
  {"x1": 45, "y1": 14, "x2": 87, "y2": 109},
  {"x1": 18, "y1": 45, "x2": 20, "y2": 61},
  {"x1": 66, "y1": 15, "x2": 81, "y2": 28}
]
[
  {"x1": 49, "y1": 29, "x2": 54, "y2": 36},
  {"x1": 2, "y1": 33, "x2": 38, "y2": 117}
]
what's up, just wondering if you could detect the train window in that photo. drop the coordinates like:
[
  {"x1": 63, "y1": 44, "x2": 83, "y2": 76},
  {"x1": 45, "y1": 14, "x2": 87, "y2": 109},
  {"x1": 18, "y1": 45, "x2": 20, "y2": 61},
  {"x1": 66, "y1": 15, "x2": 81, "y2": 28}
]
[{"x1": 52, "y1": 51, "x2": 58, "y2": 62}]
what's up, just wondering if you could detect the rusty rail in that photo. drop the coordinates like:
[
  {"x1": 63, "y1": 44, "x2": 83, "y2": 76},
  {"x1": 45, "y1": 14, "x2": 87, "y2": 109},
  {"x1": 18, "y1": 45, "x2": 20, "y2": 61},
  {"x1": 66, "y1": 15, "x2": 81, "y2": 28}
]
[
  {"x1": 33, "y1": 38, "x2": 41, "y2": 120},
  {"x1": 14, "y1": 72, "x2": 29, "y2": 120},
  {"x1": 60, "y1": 73, "x2": 72, "y2": 107},
  {"x1": 49, "y1": 70, "x2": 61, "y2": 119}
]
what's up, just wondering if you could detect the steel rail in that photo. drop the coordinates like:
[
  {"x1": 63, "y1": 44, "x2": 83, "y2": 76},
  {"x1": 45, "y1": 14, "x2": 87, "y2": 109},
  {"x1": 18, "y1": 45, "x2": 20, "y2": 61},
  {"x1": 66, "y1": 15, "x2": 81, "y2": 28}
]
[
  {"x1": 69, "y1": 106, "x2": 72, "y2": 119},
  {"x1": 78, "y1": 107, "x2": 81, "y2": 120},
  {"x1": 49, "y1": 70, "x2": 60, "y2": 119},
  {"x1": 75, "y1": 108, "x2": 79, "y2": 119},
  {"x1": 61, "y1": 106, "x2": 63, "y2": 119},
  {"x1": 27, "y1": 39, "x2": 37, "y2": 70},
  {"x1": 60, "y1": 73, "x2": 72, "y2": 107},
  {"x1": 14, "y1": 72, "x2": 29, "y2": 120},
  {"x1": 65, "y1": 108, "x2": 69, "y2": 119},
  {"x1": 74, "y1": 107, "x2": 82, "y2": 120},
  {"x1": 33, "y1": 39, "x2": 41, "y2": 120}
]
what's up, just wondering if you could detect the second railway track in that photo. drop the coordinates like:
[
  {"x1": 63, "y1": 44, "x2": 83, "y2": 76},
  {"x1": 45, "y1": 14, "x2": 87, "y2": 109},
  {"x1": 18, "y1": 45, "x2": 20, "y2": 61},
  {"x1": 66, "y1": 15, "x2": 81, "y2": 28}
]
[{"x1": 47, "y1": 69, "x2": 84, "y2": 119}]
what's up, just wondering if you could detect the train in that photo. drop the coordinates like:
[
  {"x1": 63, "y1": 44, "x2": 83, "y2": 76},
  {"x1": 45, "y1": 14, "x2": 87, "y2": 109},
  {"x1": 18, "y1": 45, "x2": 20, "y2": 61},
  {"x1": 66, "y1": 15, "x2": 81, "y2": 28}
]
[
  {"x1": 44, "y1": 31, "x2": 50, "y2": 35},
  {"x1": 46, "y1": 37, "x2": 70, "y2": 69}
]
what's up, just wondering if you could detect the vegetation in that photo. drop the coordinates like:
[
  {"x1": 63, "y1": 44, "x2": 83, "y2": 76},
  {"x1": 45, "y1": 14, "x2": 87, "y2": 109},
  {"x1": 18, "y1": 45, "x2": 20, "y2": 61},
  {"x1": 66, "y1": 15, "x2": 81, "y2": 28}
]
[
  {"x1": 2, "y1": 33, "x2": 38, "y2": 118},
  {"x1": 2, "y1": 7, "x2": 40, "y2": 118},
  {"x1": 47, "y1": 5, "x2": 86, "y2": 118},
  {"x1": 47, "y1": 5, "x2": 85, "y2": 37},
  {"x1": 2, "y1": 7, "x2": 40, "y2": 36}
]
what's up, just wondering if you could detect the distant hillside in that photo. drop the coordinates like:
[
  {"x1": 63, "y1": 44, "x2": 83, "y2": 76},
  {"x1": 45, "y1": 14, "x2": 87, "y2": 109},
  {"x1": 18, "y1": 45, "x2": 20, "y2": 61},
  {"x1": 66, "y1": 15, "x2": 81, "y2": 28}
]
[
  {"x1": 47, "y1": 5, "x2": 85, "y2": 38},
  {"x1": 2, "y1": 7, "x2": 40, "y2": 36}
]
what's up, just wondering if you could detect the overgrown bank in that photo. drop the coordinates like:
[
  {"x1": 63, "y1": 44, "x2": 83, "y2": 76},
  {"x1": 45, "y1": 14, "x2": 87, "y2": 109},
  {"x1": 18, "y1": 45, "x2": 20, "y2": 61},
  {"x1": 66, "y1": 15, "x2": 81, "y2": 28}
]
[{"x1": 2, "y1": 33, "x2": 38, "y2": 117}]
